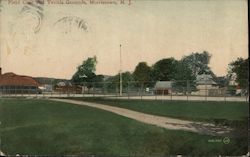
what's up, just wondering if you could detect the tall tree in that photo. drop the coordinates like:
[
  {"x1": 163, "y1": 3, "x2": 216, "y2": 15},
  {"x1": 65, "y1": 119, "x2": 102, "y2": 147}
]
[
  {"x1": 151, "y1": 58, "x2": 178, "y2": 81},
  {"x1": 172, "y1": 60, "x2": 197, "y2": 93},
  {"x1": 72, "y1": 56, "x2": 99, "y2": 88},
  {"x1": 133, "y1": 62, "x2": 151, "y2": 83},
  {"x1": 228, "y1": 57, "x2": 249, "y2": 88},
  {"x1": 182, "y1": 51, "x2": 212, "y2": 77},
  {"x1": 105, "y1": 71, "x2": 134, "y2": 90}
]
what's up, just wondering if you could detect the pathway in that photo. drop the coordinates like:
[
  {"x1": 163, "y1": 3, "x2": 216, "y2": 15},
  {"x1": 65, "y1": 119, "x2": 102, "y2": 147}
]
[{"x1": 51, "y1": 98, "x2": 233, "y2": 136}]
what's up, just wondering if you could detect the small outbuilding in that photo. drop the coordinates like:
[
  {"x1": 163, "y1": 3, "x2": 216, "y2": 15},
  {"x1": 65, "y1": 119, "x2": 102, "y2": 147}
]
[
  {"x1": 195, "y1": 74, "x2": 219, "y2": 96},
  {"x1": 154, "y1": 81, "x2": 172, "y2": 95}
]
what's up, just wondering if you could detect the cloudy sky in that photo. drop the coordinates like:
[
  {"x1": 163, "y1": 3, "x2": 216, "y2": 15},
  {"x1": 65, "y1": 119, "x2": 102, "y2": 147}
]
[{"x1": 0, "y1": 0, "x2": 248, "y2": 79}]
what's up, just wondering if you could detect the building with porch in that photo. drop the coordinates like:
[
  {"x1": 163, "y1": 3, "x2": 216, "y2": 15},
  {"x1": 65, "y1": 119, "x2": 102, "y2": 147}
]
[{"x1": 0, "y1": 70, "x2": 40, "y2": 94}]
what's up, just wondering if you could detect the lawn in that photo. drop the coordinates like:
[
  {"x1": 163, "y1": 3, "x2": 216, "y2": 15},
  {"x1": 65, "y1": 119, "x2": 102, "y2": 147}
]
[
  {"x1": 0, "y1": 98, "x2": 248, "y2": 156},
  {"x1": 68, "y1": 97, "x2": 249, "y2": 122}
]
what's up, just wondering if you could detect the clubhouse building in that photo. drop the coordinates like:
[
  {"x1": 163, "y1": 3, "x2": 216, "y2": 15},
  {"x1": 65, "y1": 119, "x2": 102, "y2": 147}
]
[{"x1": 0, "y1": 68, "x2": 40, "y2": 94}]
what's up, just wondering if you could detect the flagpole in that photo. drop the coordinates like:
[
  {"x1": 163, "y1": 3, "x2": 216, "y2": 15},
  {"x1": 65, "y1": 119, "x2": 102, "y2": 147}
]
[{"x1": 119, "y1": 44, "x2": 122, "y2": 96}]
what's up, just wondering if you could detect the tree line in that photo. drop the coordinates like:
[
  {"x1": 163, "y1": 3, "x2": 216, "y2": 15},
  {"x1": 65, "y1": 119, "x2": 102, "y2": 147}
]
[{"x1": 71, "y1": 51, "x2": 248, "y2": 91}]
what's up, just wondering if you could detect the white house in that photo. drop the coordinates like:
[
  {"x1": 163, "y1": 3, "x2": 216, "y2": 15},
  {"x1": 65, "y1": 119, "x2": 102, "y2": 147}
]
[{"x1": 194, "y1": 74, "x2": 219, "y2": 96}]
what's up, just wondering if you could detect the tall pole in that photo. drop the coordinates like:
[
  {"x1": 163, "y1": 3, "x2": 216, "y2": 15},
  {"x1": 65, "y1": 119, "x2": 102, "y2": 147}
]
[{"x1": 119, "y1": 44, "x2": 122, "y2": 96}]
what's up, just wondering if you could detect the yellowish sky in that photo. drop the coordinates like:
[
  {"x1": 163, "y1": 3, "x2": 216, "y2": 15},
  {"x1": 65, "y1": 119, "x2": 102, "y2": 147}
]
[{"x1": 0, "y1": 0, "x2": 248, "y2": 79}]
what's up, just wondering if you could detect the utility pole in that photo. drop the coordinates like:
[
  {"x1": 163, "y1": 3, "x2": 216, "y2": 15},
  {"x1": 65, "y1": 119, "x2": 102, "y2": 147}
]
[{"x1": 119, "y1": 44, "x2": 122, "y2": 96}]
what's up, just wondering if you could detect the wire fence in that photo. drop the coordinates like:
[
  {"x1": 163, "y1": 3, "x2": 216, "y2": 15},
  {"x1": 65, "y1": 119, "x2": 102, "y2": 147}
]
[{"x1": 0, "y1": 79, "x2": 248, "y2": 102}]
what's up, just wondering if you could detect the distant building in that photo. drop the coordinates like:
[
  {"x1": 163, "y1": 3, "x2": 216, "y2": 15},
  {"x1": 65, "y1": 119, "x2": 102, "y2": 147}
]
[
  {"x1": 33, "y1": 77, "x2": 55, "y2": 92},
  {"x1": 228, "y1": 73, "x2": 238, "y2": 86},
  {"x1": 53, "y1": 80, "x2": 82, "y2": 94},
  {"x1": 34, "y1": 77, "x2": 71, "y2": 92},
  {"x1": 194, "y1": 74, "x2": 220, "y2": 96},
  {"x1": 0, "y1": 72, "x2": 40, "y2": 94},
  {"x1": 56, "y1": 81, "x2": 72, "y2": 87},
  {"x1": 154, "y1": 81, "x2": 172, "y2": 95}
]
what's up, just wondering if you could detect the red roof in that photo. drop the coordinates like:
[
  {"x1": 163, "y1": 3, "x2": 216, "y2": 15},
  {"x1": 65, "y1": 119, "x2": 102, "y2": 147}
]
[{"x1": 0, "y1": 73, "x2": 40, "y2": 86}]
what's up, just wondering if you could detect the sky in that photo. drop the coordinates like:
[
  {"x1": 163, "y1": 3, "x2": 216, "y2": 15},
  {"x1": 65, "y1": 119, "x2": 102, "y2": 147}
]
[{"x1": 0, "y1": 0, "x2": 248, "y2": 79}]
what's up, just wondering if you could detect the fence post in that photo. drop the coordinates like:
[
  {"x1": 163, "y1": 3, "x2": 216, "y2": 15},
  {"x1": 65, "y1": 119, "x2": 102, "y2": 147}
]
[
  {"x1": 246, "y1": 79, "x2": 249, "y2": 102},
  {"x1": 103, "y1": 82, "x2": 105, "y2": 97},
  {"x1": 82, "y1": 83, "x2": 85, "y2": 97},
  {"x1": 187, "y1": 80, "x2": 189, "y2": 101},
  {"x1": 140, "y1": 83, "x2": 143, "y2": 101},
  {"x1": 102, "y1": 82, "x2": 104, "y2": 97},
  {"x1": 116, "y1": 83, "x2": 118, "y2": 99},
  {"x1": 51, "y1": 85, "x2": 53, "y2": 97},
  {"x1": 67, "y1": 85, "x2": 69, "y2": 97},
  {"x1": 205, "y1": 84, "x2": 207, "y2": 101},
  {"x1": 155, "y1": 88, "x2": 157, "y2": 100},
  {"x1": 14, "y1": 86, "x2": 16, "y2": 97},
  {"x1": 58, "y1": 86, "x2": 61, "y2": 97},
  {"x1": 42, "y1": 87, "x2": 45, "y2": 97},
  {"x1": 171, "y1": 87, "x2": 172, "y2": 101},
  {"x1": 93, "y1": 82, "x2": 95, "y2": 97},
  {"x1": 127, "y1": 82, "x2": 130, "y2": 100},
  {"x1": 162, "y1": 89, "x2": 164, "y2": 103},
  {"x1": 224, "y1": 86, "x2": 227, "y2": 102}
]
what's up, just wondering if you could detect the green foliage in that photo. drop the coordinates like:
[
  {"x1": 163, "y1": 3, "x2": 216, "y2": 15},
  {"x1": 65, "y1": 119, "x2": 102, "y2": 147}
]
[
  {"x1": 214, "y1": 77, "x2": 230, "y2": 88},
  {"x1": 104, "y1": 51, "x2": 215, "y2": 91},
  {"x1": 92, "y1": 75, "x2": 105, "y2": 88},
  {"x1": 182, "y1": 51, "x2": 213, "y2": 77},
  {"x1": 228, "y1": 57, "x2": 249, "y2": 88},
  {"x1": 104, "y1": 71, "x2": 135, "y2": 90},
  {"x1": 133, "y1": 62, "x2": 151, "y2": 83},
  {"x1": 151, "y1": 57, "x2": 178, "y2": 81},
  {"x1": 72, "y1": 56, "x2": 101, "y2": 88},
  {"x1": 150, "y1": 57, "x2": 197, "y2": 92},
  {"x1": 172, "y1": 60, "x2": 197, "y2": 93}
]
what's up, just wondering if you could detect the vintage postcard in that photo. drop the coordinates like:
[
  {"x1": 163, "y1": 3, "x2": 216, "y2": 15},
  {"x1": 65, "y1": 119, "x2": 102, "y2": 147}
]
[{"x1": 0, "y1": 0, "x2": 249, "y2": 156}]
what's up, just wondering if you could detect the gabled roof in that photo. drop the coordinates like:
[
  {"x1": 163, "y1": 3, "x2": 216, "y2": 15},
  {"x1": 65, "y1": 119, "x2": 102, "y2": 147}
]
[
  {"x1": 0, "y1": 73, "x2": 40, "y2": 86},
  {"x1": 196, "y1": 74, "x2": 217, "y2": 85},
  {"x1": 155, "y1": 81, "x2": 172, "y2": 89}
]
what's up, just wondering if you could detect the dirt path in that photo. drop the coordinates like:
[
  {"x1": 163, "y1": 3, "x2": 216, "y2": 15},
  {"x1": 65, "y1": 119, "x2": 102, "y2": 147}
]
[{"x1": 51, "y1": 98, "x2": 232, "y2": 136}]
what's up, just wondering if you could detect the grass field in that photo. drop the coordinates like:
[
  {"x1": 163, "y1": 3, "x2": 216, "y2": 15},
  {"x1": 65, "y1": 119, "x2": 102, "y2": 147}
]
[
  {"x1": 68, "y1": 97, "x2": 248, "y2": 122},
  {"x1": 0, "y1": 98, "x2": 248, "y2": 156}
]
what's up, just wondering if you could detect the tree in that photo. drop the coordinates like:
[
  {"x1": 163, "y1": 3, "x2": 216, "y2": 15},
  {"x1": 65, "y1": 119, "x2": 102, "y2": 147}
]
[
  {"x1": 151, "y1": 58, "x2": 178, "y2": 81},
  {"x1": 92, "y1": 74, "x2": 105, "y2": 88},
  {"x1": 214, "y1": 76, "x2": 230, "y2": 88},
  {"x1": 182, "y1": 51, "x2": 213, "y2": 77},
  {"x1": 133, "y1": 62, "x2": 152, "y2": 89},
  {"x1": 71, "y1": 56, "x2": 99, "y2": 88},
  {"x1": 228, "y1": 57, "x2": 249, "y2": 88},
  {"x1": 172, "y1": 60, "x2": 197, "y2": 93},
  {"x1": 104, "y1": 71, "x2": 134, "y2": 92},
  {"x1": 121, "y1": 72, "x2": 135, "y2": 86},
  {"x1": 133, "y1": 62, "x2": 151, "y2": 86}
]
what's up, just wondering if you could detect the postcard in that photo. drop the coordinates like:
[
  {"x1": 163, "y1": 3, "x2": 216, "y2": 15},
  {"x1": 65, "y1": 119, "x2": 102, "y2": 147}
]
[{"x1": 0, "y1": 0, "x2": 249, "y2": 156}]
